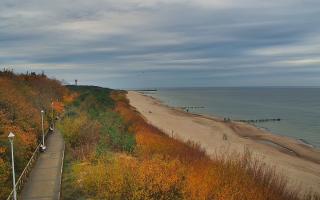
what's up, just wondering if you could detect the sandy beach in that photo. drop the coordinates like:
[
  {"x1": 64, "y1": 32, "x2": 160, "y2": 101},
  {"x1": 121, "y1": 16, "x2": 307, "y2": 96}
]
[{"x1": 127, "y1": 91, "x2": 320, "y2": 194}]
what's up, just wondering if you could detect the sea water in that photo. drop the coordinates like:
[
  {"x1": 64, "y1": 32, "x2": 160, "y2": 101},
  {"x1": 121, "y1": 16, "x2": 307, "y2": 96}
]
[{"x1": 145, "y1": 87, "x2": 320, "y2": 148}]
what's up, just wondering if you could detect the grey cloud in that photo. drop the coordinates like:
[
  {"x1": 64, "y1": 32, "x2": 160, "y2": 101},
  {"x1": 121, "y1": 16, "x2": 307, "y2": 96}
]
[{"x1": 0, "y1": 0, "x2": 320, "y2": 88}]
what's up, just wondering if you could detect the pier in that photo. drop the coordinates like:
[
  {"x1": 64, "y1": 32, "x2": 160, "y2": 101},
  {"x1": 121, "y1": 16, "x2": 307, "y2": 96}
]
[
  {"x1": 180, "y1": 106, "x2": 205, "y2": 112},
  {"x1": 181, "y1": 106, "x2": 205, "y2": 109},
  {"x1": 236, "y1": 118, "x2": 282, "y2": 123},
  {"x1": 133, "y1": 89, "x2": 157, "y2": 92}
]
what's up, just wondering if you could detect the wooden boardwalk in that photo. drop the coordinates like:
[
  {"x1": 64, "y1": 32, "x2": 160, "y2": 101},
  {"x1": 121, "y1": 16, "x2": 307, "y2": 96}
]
[{"x1": 20, "y1": 130, "x2": 65, "y2": 200}]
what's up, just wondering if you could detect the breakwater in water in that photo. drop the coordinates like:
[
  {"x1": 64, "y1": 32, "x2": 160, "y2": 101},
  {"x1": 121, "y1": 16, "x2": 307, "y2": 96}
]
[
  {"x1": 237, "y1": 118, "x2": 281, "y2": 123},
  {"x1": 145, "y1": 87, "x2": 320, "y2": 148}
]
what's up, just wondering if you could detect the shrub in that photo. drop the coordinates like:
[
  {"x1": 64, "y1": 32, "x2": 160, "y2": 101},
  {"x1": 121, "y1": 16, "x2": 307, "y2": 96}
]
[
  {"x1": 73, "y1": 155, "x2": 185, "y2": 200},
  {"x1": 58, "y1": 113, "x2": 100, "y2": 160},
  {"x1": 111, "y1": 91, "x2": 312, "y2": 200},
  {"x1": 0, "y1": 71, "x2": 69, "y2": 198},
  {"x1": 61, "y1": 89, "x2": 320, "y2": 200}
]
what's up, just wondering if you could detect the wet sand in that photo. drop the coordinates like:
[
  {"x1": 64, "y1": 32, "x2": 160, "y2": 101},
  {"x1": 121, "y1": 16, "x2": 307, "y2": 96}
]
[{"x1": 127, "y1": 91, "x2": 320, "y2": 194}]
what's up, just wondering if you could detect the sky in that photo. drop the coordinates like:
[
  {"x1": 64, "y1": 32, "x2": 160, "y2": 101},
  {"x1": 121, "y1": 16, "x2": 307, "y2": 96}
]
[{"x1": 0, "y1": 0, "x2": 320, "y2": 88}]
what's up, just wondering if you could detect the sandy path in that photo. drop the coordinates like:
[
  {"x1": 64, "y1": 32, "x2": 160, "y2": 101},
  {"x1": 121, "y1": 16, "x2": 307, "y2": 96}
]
[{"x1": 127, "y1": 91, "x2": 320, "y2": 194}]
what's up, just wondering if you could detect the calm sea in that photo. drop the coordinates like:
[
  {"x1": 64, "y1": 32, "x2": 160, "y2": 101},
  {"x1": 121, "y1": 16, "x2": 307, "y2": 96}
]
[{"x1": 144, "y1": 87, "x2": 320, "y2": 148}]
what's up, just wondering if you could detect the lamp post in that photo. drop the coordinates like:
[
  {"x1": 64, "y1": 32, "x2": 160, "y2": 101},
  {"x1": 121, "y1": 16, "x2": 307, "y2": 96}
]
[
  {"x1": 8, "y1": 132, "x2": 17, "y2": 200},
  {"x1": 51, "y1": 102, "x2": 54, "y2": 132},
  {"x1": 40, "y1": 110, "x2": 46, "y2": 152}
]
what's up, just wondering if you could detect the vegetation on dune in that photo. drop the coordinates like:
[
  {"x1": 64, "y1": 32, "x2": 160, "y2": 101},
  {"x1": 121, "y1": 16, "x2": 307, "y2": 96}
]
[
  {"x1": 0, "y1": 69, "x2": 72, "y2": 199},
  {"x1": 0, "y1": 71, "x2": 318, "y2": 199},
  {"x1": 59, "y1": 86, "x2": 136, "y2": 199},
  {"x1": 60, "y1": 87, "x2": 319, "y2": 200}
]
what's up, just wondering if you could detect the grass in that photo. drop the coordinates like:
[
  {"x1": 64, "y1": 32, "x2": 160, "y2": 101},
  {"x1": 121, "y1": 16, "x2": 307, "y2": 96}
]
[
  {"x1": 59, "y1": 86, "x2": 135, "y2": 199},
  {"x1": 60, "y1": 148, "x2": 85, "y2": 200}
]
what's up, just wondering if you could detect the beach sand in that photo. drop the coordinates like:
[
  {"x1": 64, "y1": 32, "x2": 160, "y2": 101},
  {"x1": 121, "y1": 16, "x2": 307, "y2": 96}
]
[{"x1": 127, "y1": 91, "x2": 320, "y2": 194}]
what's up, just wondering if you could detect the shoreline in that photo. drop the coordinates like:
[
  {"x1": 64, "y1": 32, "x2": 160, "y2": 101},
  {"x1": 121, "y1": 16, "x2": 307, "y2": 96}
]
[
  {"x1": 140, "y1": 91, "x2": 320, "y2": 163},
  {"x1": 142, "y1": 91, "x2": 319, "y2": 149},
  {"x1": 127, "y1": 91, "x2": 320, "y2": 193}
]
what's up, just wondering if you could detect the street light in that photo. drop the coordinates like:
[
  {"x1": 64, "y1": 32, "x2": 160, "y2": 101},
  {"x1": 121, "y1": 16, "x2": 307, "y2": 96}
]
[
  {"x1": 51, "y1": 102, "x2": 54, "y2": 132},
  {"x1": 40, "y1": 110, "x2": 46, "y2": 152},
  {"x1": 8, "y1": 132, "x2": 17, "y2": 200}
]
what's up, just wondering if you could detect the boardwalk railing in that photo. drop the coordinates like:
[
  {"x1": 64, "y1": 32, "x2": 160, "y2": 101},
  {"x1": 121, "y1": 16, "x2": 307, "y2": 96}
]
[{"x1": 6, "y1": 128, "x2": 53, "y2": 200}]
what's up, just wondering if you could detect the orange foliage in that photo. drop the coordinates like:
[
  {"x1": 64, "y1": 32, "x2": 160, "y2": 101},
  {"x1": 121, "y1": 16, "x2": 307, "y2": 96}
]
[
  {"x1": 111, "y1": 91, "x2": 301, "y2": 200},
  {"x1": 60, "y1": 90, "x2": 316, "y2": 200},
  {"x1": 0, "y1": 158, "x2": 10, "y2": 196},
  {"x1": 52, "y1": 101, "x2": 64, "y2": 113},
  {"x1": 73, "y1": 155, "x2": 185, "y2": 200},
  {"x1": 0, "y1": 70, "x2": 70, "y2": 199},
  {"x1": 63, "y1": 93, "x2": 78, "y2": 105},
  {"x1": 113, "y1": 92, "x2": 207, "y2": 163},
  {"x1": 53, "y1": 91, "x2": 78, "y2": 113}
]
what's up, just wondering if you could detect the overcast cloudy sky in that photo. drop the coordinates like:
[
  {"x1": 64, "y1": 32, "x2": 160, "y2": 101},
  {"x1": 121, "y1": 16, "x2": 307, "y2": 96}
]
[{"x1": 1, "y1": 0, "x2": 320, "y2": 88}]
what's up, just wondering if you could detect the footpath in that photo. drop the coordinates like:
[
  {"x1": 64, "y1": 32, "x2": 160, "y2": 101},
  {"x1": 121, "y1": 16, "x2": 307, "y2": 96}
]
[{"x1": 20, "y1": 130, "x2": 65, "y2": 200}]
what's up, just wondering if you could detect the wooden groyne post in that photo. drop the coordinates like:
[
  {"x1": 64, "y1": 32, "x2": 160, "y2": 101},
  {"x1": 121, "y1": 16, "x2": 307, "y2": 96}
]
[{"x1": 236, "y1": 118, "x2": 282, "y2": 123}]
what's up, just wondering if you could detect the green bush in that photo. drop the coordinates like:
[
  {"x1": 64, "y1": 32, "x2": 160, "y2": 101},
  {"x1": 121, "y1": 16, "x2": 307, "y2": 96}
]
[{"x1": 59, "y1": 86, "x2": 135, "y2": 157}]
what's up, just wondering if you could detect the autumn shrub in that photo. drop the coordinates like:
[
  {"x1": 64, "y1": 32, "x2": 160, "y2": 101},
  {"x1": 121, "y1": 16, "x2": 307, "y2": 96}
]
[
  {"x1": 60, "y1": 88, "x2": 319, "y2": 200},
  {"x1": 58, "y1": 113, "x2": 100, "y2": 160},
  {"x1": 73, "y1": 154, "x2": 185, "y2": 200},
  {"x1": 97, "y1": 111, "x2": 135, "y2": 153},
  {"x1": 111, "y1": 91, "x2": 312, "y2": 200},
  {"x1": 184, "y1": 151, "x2": 297, "y2": 200},
  {"x1": 0, "y1": 70, "x2": 70, "y2": 199},
  {"x1": 73, "y1": 155, "x2": 133, "y2": 199},
  {"x1": 131, "y1": 156, "x2": 185, "y2": 200},
  {"x1": 60, "y1": 86, "x2": 135, "y2": 155},
  {"x1": 0, "y1": 157, "x2": 10, "y2": 197}
]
